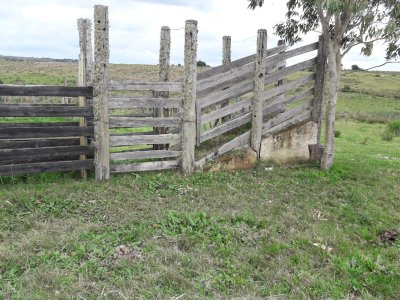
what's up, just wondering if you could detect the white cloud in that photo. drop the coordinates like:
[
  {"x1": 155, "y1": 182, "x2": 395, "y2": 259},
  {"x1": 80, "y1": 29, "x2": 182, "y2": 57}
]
[{"x1": 0, "y1": 0, "x2": 397, "y2": 71}]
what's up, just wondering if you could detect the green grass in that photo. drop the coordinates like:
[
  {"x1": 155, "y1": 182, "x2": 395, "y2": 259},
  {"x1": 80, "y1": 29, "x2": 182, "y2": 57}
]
[
  {"x1": 0, "y1": 61, "x2": 399, "y2": 298},
  {"x1": 0, "y1": 119, "x2": 399, "y2": 299}
]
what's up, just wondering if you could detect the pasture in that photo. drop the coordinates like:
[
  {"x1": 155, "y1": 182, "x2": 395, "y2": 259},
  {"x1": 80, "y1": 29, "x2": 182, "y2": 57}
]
[{"x1": 0, "y1": 60, "x2": 399, "y2": 299}]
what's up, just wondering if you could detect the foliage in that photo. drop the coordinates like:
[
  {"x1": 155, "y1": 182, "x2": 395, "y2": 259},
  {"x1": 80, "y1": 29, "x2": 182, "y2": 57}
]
[
  {"x1": 388, "y1": 120, "x2": 400, "y2": 136},
  {"x1": 351, "y1": 65, "x2": 362, "y2": 71},
  {"x1": 197, "y1": 60, "x2": 207, "y2": 67}
]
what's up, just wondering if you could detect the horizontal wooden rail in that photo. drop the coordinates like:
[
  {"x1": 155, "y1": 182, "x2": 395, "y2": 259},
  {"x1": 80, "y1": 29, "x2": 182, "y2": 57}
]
[
  {"x1": 110, "y1": 150, "x2": 181, "y2": 161},
  {"x1": 110, "y1": 160, "x2": 180, "y2": 173},
  {"x1": 267, "y1": 42, "x2": 318, "y2": 67},
  {"x1": 264, "y1": 73, "x2": 315, "y2": 101},
  {"x1": 0, "y1": 138, "x2": 80, "y2": 149},
  {"x1": 110, "y1": 133, "x2": 181, "y2": 147},
  {"x1": 109, "y1": 81, "x2": 183, "y2": 92},
  {"x1": 109, "y1": 97, "x2": 182, "y2": 109},
  {"x1": 195, "y1": 130, "x2": 251, "y2": 169},
  {"x1": 264, "y1": 57, "x2": 317, "y2": 85},
  {"x1": 263, "y1": 109, "x2": 313, "y2": 137},
  {"x1": 196, "y1": 44, "x2": 285, "y2": 80},
  {"x1": 268, "y1": 87, "x2": 314, "y2": 108},
  {"x1": 201, "y1": 97, "x2": 252, "y2": 125},
  {"x1": 200, "y1": 112, "x2": 251, "y2": 143},
  {"x1": 0, "y1": 122, "x2": 80, "y2": 128},
  {"x1": 0, "y1": 160, "x2": 94, "y2": 176},
  {"x1": 0, "y1": 145, "x2": 93, "y2": 161},
  {"x1": 0, "y1": 105, "x2": 93, "y2": 117},
  {"x1": 198, "y1": 80, "x2": 254, "y2": 109},
  {"x1": 109, "y1": 117, "x2": 181, "y2": 128},
  {"x1": 0, "y1": 85, "x2": 93, "y2": 97},
  {"x1": 0, "y1": 126, "x2": 94, "y2": 139}
]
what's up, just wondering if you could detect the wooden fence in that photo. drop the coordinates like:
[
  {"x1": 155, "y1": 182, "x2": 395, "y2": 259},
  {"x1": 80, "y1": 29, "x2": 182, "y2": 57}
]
[{"x1": 0, "y1": 5, "x2": 327, "y2": 179}]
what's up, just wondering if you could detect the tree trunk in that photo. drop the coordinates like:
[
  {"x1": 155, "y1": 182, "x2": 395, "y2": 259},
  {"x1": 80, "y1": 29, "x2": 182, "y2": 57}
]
[{"x1": 320, "y1": 42, "x2": 341, "y2": 170}]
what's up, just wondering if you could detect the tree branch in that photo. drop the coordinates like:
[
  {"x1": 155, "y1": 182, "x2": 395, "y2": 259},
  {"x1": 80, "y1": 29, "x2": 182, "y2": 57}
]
[{"x1": 365, "y1": 60, "x2": 400, "y2": 71}]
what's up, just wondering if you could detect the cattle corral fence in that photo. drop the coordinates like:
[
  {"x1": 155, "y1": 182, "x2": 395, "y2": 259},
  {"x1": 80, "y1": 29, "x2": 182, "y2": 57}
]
[{"x1": 0, "y1": 5, "x2": 327, "y2": 180}]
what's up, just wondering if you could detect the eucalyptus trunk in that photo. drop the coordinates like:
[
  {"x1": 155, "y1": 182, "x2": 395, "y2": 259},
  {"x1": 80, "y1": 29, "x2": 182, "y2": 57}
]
[{"x1": 321, "y1": 42, "x2": 341, "y2": 170}]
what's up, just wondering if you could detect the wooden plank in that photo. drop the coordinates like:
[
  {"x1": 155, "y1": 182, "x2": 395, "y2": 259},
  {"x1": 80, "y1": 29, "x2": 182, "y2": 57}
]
[
  {"x1": 262, "y1": 101, "x2": 312, "y2": 134},
  {"x1": 263, "y1": 109, "x2": 312, "y2": 137},
  {"x1": 0, "y1": 138, "x2": 80, "y2": 149},
  {"x1": 195, "y1": 130, "x2": 251, "y2": 170},
  {"x1": 201, "y1": 97, "x2": 252, "y2": 125},
  {"x1": 110, "y1": 133, "x2": 181, "y2": 147},
  {"x1": 109, "y1": 117, "x2": 181, "y2": 128},
  {"x1": 109, "y1": 97, "x2": 182, "y2": 109},
  {"x1": 0, "y1": 126, "x2": 94, "y2": 139},
  {"x1": 198, "y1": 80, "x2": 254, "y2": 109},
  {"x1": 0, "y1": 154, "x2": 93, "y2": 166},
  {"x1": 110, "y1": 150, "x2": 181, "y2": 161},
  {"x1": 197, "y1": 63, "x2": 254, "y2": 93},
  {"x1": 93, "y1": 5, "x2": 110, "y2": 181},
  {"x1": 0, "y1": 160, "x2": 94, "y2": 176},
  {"x1": 0, "y1": 145, "x2": 93, "y2": 161},
  {"x1": 267, "y1": 42, "x2": 319, "y2": 66},
  {"x1": 196, "y1": 44, "x2": 285, "y2": 81},
  {"x1": 0, "y1": 85, "x2": 93, "y2": 97},
  {"x1": 110, "y1": 160, "x2": 179, "y2": 173},
  {"x1": 200, "y1": 112, "x2": 251, "y2": 143},
  {"x1": 264, "y1": 73, "x2": 315, "y2": 101},
  {"x1": 0, "y1": 105, "x2": 93, "y2": 117},
  {"x1": 251, "y1": 29, "x2": 268, "y2": 157},
  {"x1": 264, "y1": 57, "x2": 317, "y2": 85},
  {"x1": 268, "y1": 87, "x2": 314, "y2": 108},
  {"x1": 109, "y1": 81, "x2": 183, "y2": 92},
  {"x1": 0, "y1": 122, "x2": 79, "y2": 128}
]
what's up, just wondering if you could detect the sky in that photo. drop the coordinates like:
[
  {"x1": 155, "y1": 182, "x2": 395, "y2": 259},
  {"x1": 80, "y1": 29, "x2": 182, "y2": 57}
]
[{"x1": 0, "y1": 0, "x2": 398, "y2": 71}]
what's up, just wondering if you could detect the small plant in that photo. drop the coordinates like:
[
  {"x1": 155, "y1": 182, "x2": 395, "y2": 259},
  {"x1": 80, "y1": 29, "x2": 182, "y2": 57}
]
[
  {"x1": 342, "y1": 85, "x2": 351, "y2": 93},
  {"x1": 197, "y1": 60, "x2": 207, "y2": 67},
  {"x1": 335, "y1": 130, "x2": 342, "y2": 138},
  {"x1": 388, "y1": 120, "x2": 400, "y2": 136},
  {"x1": 381, "y1": 130, "x2": 394, "y2": 141}
]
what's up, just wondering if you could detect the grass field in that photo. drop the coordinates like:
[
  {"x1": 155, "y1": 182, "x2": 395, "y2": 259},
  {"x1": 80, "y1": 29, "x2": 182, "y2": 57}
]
[{"x1": 0, "y1": 61, "x2": 399, "y2": 299}]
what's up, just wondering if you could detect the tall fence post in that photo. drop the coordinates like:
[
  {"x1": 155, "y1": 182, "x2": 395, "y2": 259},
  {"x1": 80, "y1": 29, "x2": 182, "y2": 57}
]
[
  {"x1": 276, "y1": 40, "x2": 286, "y2": 103},
  {"x1": 312, "y1": 35, "x2": 327, "y2": 144},
  {"x1": 221, "y1": 36, "x2": 232, "y2": 123},
  {"x1": 77, "y1": 18, "x2": 92, "y2": 179},
  {"x1": 93, "y1": 5, "x2": 110, "y2": 180},
  {"x1": 251, "y1": 29, "x2": 268, "y2": 158},
  {"x1": 154, "y1": 26, "x2": 171, "y2": 150},
  {"x1": 182, "y1": 20, "x2": 198, "y2": 176}
]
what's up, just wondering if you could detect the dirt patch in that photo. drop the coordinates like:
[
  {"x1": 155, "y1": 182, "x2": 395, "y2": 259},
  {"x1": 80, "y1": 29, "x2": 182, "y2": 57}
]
[{"x1": 207, "y1": 147, "x2": 257, "y2": 172}]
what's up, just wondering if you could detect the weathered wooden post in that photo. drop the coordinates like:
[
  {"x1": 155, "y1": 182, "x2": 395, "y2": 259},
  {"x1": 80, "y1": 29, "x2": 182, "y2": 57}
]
[
  {"x1": 250, "y1": 29, "x2": 268, "y2": 158},
  {"x1": 312, "y1": 35, "x2": 327, "y2": 144},
  {"x1": 182, "y1": 20, "x2": 198, "y2": 176},
  {"x1": 93, "y1": 5, "x2": 110, "y2": 180},
  {"x1": 222, "y1": 36, "x2": 231, "y2": 65},
  {"x1": 154, "y1": 26, "x2": 171, "y2": 150},
  {"x1": 276, "y1": 40, "x2": 286, "y2": 102},
  {"x1": 309, "y1": 35, "x2": 327, "y2": 162},
  {"x1": 221, "y1": 36, "x2": 232, "y2": 123},
  {"x1": 77, "y1": 18, "x2": 93, "y2": 179}
]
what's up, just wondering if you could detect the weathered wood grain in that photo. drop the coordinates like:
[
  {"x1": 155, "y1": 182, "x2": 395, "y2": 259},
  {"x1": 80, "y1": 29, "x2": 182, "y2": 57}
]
[
  {"x1": 201, "y1": 97, "x2": 252, "y2": 125},
  {"x1": 109, "y1": 117, "x2": 181, "y2": 128},
  {"x1": 251, "y1": 29, "x2": 268, "y2": 157},
  {"x1": 0, "y1": 105, "x2": 93, "y2": 117},
  {"x1": 268, "y1": 87, "x2": 314, "y2": 108},
  {"x1": 0, "y1": 85, "x2": 93, "y2": 97},
  {"x1": 0, "y1": 138, "x2": 80, "y2": 149},
  {"x1": 267, "y1": 42, "x2": 318, "y2": 66},
  {"x1": 110, "y1": 133, "x2": 181, "y2": 147},
  {"x1": 263, "y1": 109, "x2": 312, "y2": 137},
  {"x1": 0, "y1": 122, "x2": 79, "y2": 128},
  {"x1": 0, "y1": 160, "x2": 94, "y2": 177},
  {"x1": 198, "y1": 80, "x2": 254, "y2": 109},
  {"x1": 264, "y1": 73, "x2": 315, "y2": 101},
  {"x1": 109, "y1": 81, "x2": 183, "y2": 92},
  {"x1": 109, "y1": 97, "x2": 182, "y2": 109},
  {"x1": 110, "y1": 150, "x2": 181, "y2": 161},
  {"x1": 200, "y1": 112, "x2": 251, "y2": 143},
  {"x1": 0, "y1": 126, "x2": 94, "y2": 139},
  {"x1": 110, "y1": 160, "x2": 179, "y2": 173},
  {"x1": 264, "y1": 57, "x2": 317, "y2": 85},
  {"x1": 195, "y1": 130, "x2": 251, "y2": 170},
  {"x1": 0, "y1": 145, "x2": 93, "y2": 161}
]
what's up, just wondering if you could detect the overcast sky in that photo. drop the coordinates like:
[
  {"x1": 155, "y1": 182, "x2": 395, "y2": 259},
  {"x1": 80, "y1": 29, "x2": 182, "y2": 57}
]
[{"x1": 0, "y1": 0, "x2": 398, "y2": 71}]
